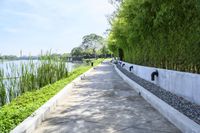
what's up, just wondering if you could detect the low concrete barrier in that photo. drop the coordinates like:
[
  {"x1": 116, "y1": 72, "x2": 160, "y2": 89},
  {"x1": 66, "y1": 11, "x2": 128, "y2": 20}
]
[
  {"x1": 119, "y1": 61, "x2": 200, "y2": 105},
  {"x1": 114, "y1": 64, "x2": 200, "y2": 133},
  {"x1": 11, "y1": 67, "x2": 95, "y2": 133}
]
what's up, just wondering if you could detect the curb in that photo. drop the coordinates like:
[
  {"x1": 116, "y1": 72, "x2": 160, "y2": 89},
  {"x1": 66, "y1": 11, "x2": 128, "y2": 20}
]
[
  {"x1": 11, "y1": 66, "x2": 95, "y2": 133},
  {"x1": 114, "y1": 64, "x2": 200, "y2": 133}
]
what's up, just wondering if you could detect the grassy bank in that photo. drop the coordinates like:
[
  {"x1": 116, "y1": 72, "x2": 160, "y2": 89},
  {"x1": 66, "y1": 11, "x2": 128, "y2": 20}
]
[
  {"x1": 0, "y1": 59, "x2": 104, "y2": 133},
  {"x1": 0, "y1": 56, "x2": 68, "y2": 106}
]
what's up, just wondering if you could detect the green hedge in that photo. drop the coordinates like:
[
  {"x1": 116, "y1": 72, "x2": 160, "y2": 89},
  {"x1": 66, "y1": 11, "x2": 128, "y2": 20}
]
[
  {"x1": 0, "y1": 59, "x2": 104, "y2": 133},
  {"x1": 108, "y1": 0, "x2": 200, "y2": 73}
]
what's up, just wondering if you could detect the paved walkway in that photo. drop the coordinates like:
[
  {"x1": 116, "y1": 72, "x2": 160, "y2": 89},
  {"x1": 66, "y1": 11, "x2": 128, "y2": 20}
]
[{"x1": 34, "y1": 62, "x2": 180, "y2": 133}]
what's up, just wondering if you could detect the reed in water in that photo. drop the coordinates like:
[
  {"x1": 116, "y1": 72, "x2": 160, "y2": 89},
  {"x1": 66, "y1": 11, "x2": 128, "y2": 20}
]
[{"x1": 0, "y1": 54, "x2": 68, "y2": 107}]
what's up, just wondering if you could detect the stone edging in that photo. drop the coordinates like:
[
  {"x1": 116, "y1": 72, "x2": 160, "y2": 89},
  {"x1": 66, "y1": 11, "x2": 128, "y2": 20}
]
[
  {"x1": 114, "y1": 64, "x2": 200, "y2": 133},
  {"x1": 11, "y1": 67, "x2": 95, "y2": 133}
]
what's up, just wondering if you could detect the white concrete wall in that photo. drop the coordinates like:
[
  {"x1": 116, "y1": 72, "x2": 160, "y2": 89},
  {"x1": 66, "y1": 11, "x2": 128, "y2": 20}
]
[
  {"x1": 114, "y1": 64, "x2": 200, "y2": 133},
  {"x1": 119, "y1": 61, "x2": 200, "y2": 105}
]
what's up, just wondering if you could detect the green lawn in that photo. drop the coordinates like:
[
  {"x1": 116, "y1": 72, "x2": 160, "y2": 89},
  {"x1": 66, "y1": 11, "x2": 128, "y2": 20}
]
[{"x1": 0, "y1": 59, "x2": 104, "y2": 133}]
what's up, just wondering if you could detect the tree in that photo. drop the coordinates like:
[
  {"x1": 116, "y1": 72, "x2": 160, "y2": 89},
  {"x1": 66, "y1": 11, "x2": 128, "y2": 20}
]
[
  {"x1": 80, "y1": 34, "x2": 104, "y2": 57},
  {"x1": 71, "y1": 47, "x2": 83, "y2": 57},
  {"x1": 108, "y1": 0, "x2": 200, "y2": 73},
  {"x1": 99, "y1": 44, "x2": 110, "y2": 58},
  {"x1": 0, "y1": 55, "x2": 18, "y2": 60},
  {"x1": 70, "y1": 33, "x2": 111, "y2": 58}
]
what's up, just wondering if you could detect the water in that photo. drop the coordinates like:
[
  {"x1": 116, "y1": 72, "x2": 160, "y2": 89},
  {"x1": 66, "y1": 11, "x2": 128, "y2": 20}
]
[
  {"x1": 0, "y1": 60, "x2": 75, "y2": 76},
  {"x1": 0, "y1": 60, "x2": 77, "y2": 105}
]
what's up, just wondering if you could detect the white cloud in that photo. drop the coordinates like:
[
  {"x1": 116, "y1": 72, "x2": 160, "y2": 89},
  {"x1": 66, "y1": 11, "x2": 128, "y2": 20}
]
[
  {"x1": 4, "y1": 9, "x2": 48, "y2": 21},
  {"x1": 8, "y1": 0, "x2": 38, "y2": 8},
  {"x1": 2, "y1": 9, "x2": 52, "y2": 31},
  {"x1": 87, "y1": 0, "x2": 115, "y2": 13},
  {"x1": 4, "y1": 28, "x2": 20, "y2": 33},
  {"x1": 0, "y1": 0, "x2": 115, "y2": 55},
  {"x1": 1, "y1": 0, "x2": 114, "y2": 31}
]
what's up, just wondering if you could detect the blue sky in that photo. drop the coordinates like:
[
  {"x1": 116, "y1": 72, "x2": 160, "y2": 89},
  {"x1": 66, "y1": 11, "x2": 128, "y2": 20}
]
[{"x1": 0, "y1": 0, "x2": 114, "y2": 56}]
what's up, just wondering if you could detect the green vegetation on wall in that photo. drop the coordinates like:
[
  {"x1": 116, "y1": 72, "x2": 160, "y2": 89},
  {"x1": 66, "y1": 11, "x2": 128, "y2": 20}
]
[{"x1": 108, "y1": 0, "x2": 200, "y2": 73}]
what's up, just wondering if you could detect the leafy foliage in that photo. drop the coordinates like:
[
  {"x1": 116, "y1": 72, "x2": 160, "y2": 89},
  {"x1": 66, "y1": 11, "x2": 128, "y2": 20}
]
[
  {"x1": 108, "y1": 0, "x2": 200, "y2": 73},
  {"x1": 71, "y1": 34, "x2": 111, "y2": 58},
  {"x1": 71, "y1": 47, "x2": 83, "y2": 57}
]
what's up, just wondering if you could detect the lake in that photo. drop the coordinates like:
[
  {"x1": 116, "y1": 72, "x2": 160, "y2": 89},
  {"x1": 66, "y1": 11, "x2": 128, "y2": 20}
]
[
  {"x1": 0, "y1": 60, "x2": 77, "y2": 105},
  {"x1": 0, "y1": 60, "x2": 76, "y2": 77}
]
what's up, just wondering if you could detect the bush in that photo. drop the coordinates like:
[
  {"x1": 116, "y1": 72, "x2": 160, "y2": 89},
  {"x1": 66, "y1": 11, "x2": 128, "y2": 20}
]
[{"x1": 108, "y1": 0, "x2": 200, "y2": 73}]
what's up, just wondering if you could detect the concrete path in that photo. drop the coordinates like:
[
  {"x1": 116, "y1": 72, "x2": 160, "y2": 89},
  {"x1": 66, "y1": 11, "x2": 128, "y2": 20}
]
[{"x1": 34, "y1": 62, "x2": 180, "y2": 133}]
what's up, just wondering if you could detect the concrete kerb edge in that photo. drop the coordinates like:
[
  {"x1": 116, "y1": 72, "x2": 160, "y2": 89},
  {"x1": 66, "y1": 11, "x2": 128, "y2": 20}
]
[
  {"x1": 11, "y1": 65, "x2": 97, "y2": 133},
  {"x1": 114, "y1": 64, "x2": 200, "y2": 133}
]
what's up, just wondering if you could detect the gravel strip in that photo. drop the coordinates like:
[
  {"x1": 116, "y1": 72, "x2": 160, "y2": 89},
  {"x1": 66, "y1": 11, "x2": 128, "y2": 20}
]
[{"x1": 116, "y1": 64, "x2": 200, "y2": 125}]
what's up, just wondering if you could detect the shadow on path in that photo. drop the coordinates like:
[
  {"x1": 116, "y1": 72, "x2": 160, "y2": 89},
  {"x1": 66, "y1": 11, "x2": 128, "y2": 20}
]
[{"x1": 34, "y1": 62, "x2": 180, "y2": 133}]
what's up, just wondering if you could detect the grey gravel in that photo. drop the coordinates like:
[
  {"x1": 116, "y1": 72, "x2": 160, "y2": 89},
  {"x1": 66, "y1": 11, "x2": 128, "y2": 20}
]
[{"x1": 116, "y1": 64, "x2": 200, "y2": 125}]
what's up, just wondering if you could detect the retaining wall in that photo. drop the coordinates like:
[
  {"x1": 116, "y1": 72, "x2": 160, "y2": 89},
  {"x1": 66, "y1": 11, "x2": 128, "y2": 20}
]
[
  {"x1": 114, "y1": 64, "x2": 200, "y2": 133},
  {"x1": 119, "y1": 61, "x2": 200, "y2": 105}
]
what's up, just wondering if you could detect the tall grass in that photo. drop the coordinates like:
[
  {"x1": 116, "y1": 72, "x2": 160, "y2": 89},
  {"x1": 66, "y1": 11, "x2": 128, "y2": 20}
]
[
  {"x1": 0, "y1": 54, "x2": 68, "y2": 107},
  {"x1": 0, "y1": 69, "x2": 6, "y2": 106},
  {"x1": 0, "y1": 58, "x2": 105, "y2": 133}
]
